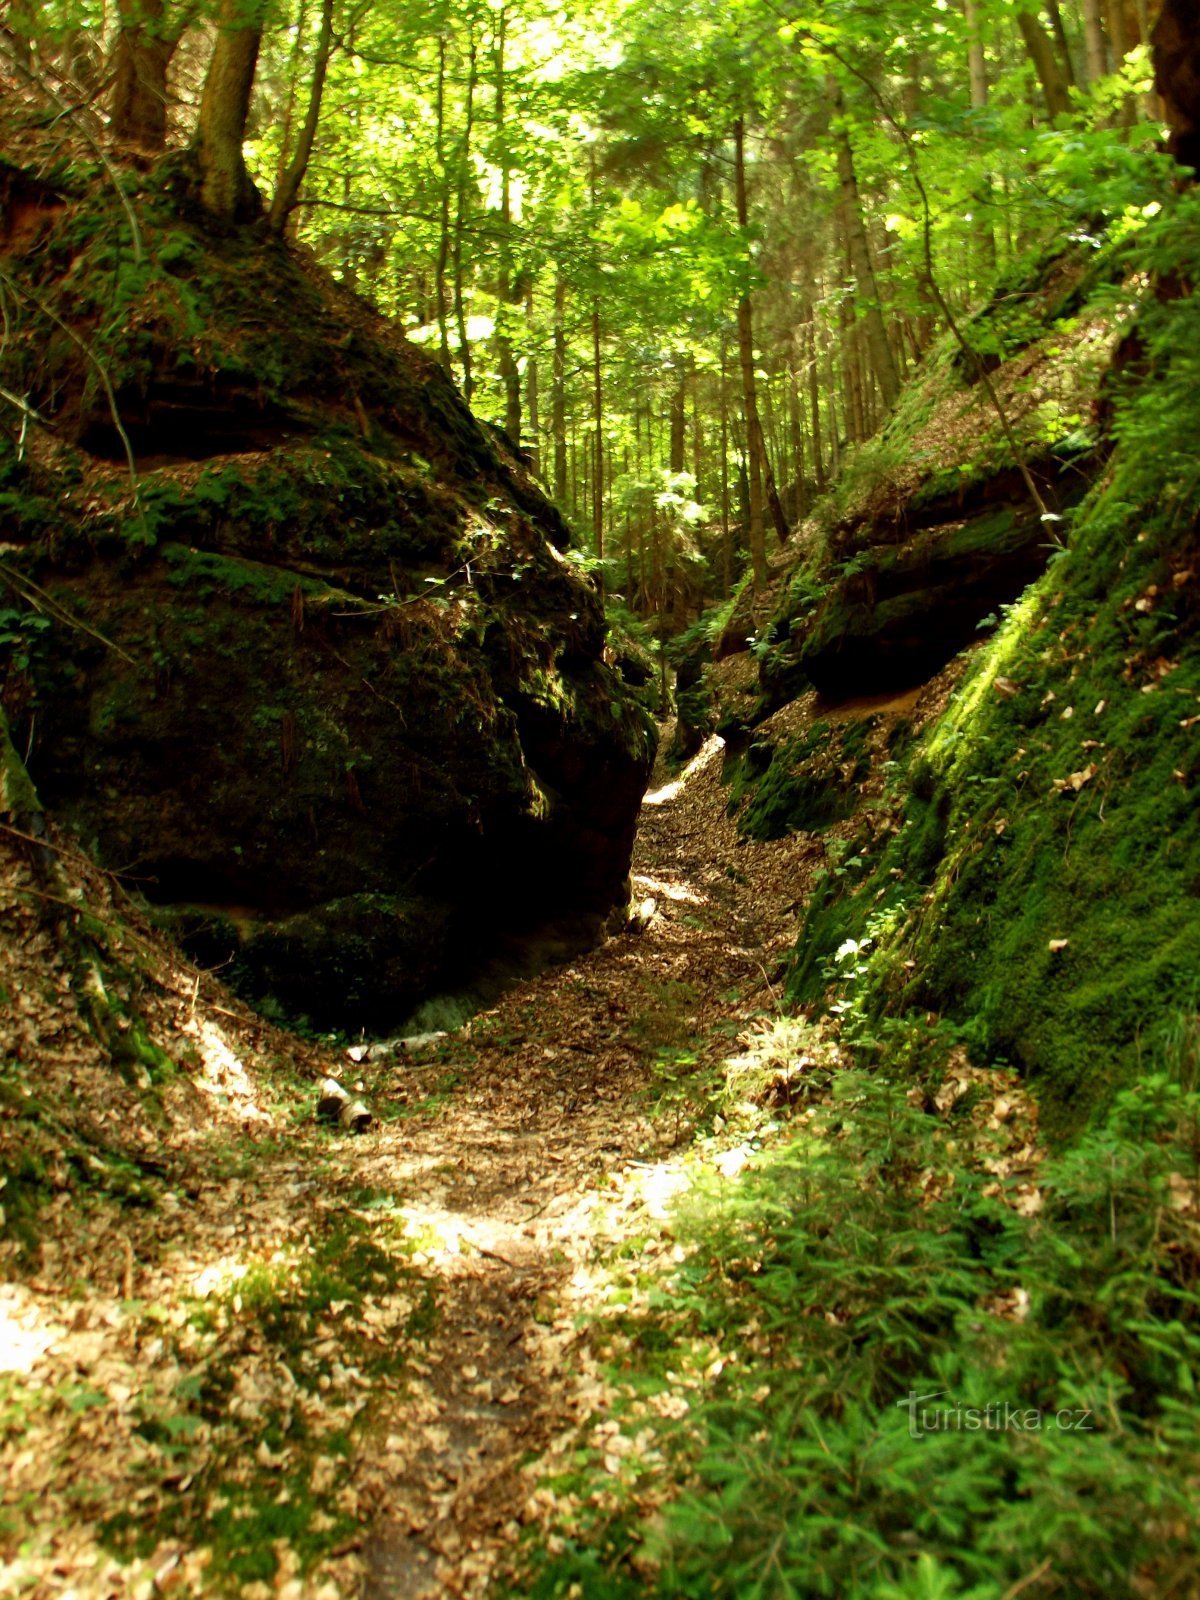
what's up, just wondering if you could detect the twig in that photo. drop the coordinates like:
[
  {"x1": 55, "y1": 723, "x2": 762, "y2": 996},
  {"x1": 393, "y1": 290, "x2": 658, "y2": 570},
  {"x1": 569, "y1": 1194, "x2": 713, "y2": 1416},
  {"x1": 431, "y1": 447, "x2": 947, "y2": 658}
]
[
  {"x1": 1000, "y1": 1558, "x2": 1054, "y2": 1600},
  {"x1": 0, "y1": 269, "x2": 140, "y2": 502},
  {"x1": 0, "y1": 561, "x2": 139, "y2": 665},
  {"x1": 12, "y1": 882, "x2": 167, "y2": 954},
  {"x1": 328, "y1": 559, "x2": 474, "y2": 616},
  {"x1": 474, "y1": 1244, "x2": 525, "y2": 1270},
  {"x1": 0, "y1": 384, "x2": 54, "y2": 431}
]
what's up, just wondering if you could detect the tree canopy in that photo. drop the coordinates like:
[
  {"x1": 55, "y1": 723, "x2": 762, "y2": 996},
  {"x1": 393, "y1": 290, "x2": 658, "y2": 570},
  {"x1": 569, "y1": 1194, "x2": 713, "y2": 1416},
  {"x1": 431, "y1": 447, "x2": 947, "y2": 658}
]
[{"x1": 0, "y1": 0, "x2": 1175, "y2": 623}]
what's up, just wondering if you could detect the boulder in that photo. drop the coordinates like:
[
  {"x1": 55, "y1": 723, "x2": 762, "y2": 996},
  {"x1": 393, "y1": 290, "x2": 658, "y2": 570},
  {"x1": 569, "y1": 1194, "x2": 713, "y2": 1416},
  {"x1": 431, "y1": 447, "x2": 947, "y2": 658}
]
[{"x1": 0, "y1": 170, "x2": 655, "y2": 1030}]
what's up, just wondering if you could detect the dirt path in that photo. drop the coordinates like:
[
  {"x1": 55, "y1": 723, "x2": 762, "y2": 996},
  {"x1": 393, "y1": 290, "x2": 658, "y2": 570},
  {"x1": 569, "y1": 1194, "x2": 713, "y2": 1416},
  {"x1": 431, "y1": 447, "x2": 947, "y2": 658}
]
[
  {"x1": 0, "y1": 733, "x2": 822, "y2": 1599},
  {"x1": 339, "y1": 736, "x2": 822, "y2": 1596}
]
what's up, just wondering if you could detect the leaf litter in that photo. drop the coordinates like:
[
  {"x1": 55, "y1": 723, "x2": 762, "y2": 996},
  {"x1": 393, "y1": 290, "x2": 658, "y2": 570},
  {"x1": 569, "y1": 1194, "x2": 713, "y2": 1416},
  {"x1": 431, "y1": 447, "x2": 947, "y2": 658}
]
[{"x1": 1, "y1": 716, "x2": 1045, "y2": 1597}]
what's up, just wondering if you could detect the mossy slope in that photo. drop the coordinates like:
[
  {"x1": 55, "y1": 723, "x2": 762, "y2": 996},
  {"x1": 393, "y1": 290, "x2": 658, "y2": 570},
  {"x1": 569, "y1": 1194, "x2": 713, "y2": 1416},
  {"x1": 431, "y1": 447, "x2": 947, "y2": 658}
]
[
  {"x1": 779, "y1": 199, "x2": 1200, "y2": 1132},
  {"x1": 761, "y1": 238, "x2": 1127, "y2": 705}
]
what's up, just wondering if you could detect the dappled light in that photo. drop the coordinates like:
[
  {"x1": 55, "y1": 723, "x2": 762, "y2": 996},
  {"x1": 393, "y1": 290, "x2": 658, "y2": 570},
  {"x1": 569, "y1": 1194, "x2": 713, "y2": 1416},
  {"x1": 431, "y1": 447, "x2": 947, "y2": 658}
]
[
  {"x1": 0, "y1": 1285, "x2": 60, "y2": 1376},
  {"x1": 642, "y1": 734, "x2": 725, "y2": 807},
  {"x1": 183, "y1": 1018, "x2": 272, "y2": 1125},
  {"x1": 2, "y1": 0, "x2": 1200, "y2": 1592}
]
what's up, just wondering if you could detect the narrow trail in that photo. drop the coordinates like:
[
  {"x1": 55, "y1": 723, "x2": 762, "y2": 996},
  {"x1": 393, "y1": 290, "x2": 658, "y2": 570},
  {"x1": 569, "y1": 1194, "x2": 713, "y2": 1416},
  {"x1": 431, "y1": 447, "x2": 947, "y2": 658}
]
[
  {"x1": 0, "y1": 730, "x2": 823, "y2": 1598},
  {"x1": 345, "y1": 735, "x2": 822, "y2": 1596}
]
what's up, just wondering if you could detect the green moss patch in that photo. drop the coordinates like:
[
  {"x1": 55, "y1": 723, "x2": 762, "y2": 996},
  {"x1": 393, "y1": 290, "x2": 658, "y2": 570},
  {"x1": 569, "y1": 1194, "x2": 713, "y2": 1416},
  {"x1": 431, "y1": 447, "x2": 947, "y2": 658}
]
[
  {"x1": 783, "y1": 196, "x2": 1200, "y2": 1132},
  {"x1": 726, "y1": 716, "x2": 877, "y2": 841}
]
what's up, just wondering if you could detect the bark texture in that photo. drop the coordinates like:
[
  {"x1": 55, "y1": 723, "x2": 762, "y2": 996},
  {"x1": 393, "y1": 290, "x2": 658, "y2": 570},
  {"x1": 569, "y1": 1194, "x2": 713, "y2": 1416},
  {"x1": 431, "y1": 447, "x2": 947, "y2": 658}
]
[
  {"x1": 268, "y1": 0, "x2": 335, "y2": 233},
  {"x1": 191, "y1": 0, "x2": 262, "y2": 225},
  {"x1": 110, "y1": 0, "x2": 181, "y2": 151},
  {"x1": 1154, "y1": 0, "x2": 1200, "y2": 170},
  {"x1": 1017, "y1": 9, "x2": 1073, "y2": 119}
]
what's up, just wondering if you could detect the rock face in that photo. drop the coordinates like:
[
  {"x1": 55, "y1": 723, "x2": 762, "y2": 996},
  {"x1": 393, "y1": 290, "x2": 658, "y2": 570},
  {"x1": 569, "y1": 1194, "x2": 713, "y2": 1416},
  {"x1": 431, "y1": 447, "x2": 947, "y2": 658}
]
[
  {"x1": 760, "y1": 243, "x2": 1116, "y2": 709},
  {"x1": 714, "y1": 220, "x2": 1200, "y2": 1133},
  {"x1": 0, "y1": 170, "x2": 654, "y2": 1029},
  {"x1": 770, "y1": 466, "x2": 1088, "y2": 702}
]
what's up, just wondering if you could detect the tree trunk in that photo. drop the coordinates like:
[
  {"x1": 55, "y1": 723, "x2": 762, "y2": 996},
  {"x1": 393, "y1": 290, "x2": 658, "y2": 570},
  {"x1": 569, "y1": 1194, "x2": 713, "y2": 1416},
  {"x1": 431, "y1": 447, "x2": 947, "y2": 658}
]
[
  {"x1": 824, "y1": 331, "x2": 841, "y2": 474},
  {"x1": 494, "y1": 7, "x2": 520, "y2": 441},
  {"x1": 431, "y1": 31, "x2": 453, "y2": 367},
  {"x1": 525, "y1": 281, "x2": 540, "y2": 477},
  {"x1": 1082, "y1": 0, "x2": 1109, "y2": 82},
  {"x1": 592, "y1": 299, "x2": 604, "y2": 571},
  {"x1": 1045, "y1": 0, "x2": 1079, "y2": 87},
  {"x1": 630, "y1": 448, "x2": 640, "y2": 598},
  {"x1": 1017, "y1": 9, "x2": 1073, "y2": 118},
  {"x1": 691, "y1": 366, "x2": 703, "y2": 481},
  {"x1": 1106, "y1": 0, "x2": 1129, "y2": 60},
  {"x1": 191, "y1": 0, "x2": 262, "y2": 226},
  {"x1": 964, "y1": 0, "x2": 988, "y2": 108},
  {"x1": 806, "y1": 307, "x2": 825, "y2": 493},
  {"x1": 827, "y1": 77, "x2": 901, "y2": 411},
  {"x1": 272, "y1": 0, "x2": 308, "y2": 201},
  {"x1": 669, "y1": 359, "x2": 687, "y2": 475},
  {"x1": 788, "y1": 352, "x2": 806, "y2": 519},
  {"x1": 110, "y1": 0, "x2": 179, "y2": 151},
  {"x1": 551, "y1": 274, "x2": 567, "y2": 501},
  {"x1": 964, "y1": 0, "x2": 996, "y2": 276},
  {"x1": 719, "y1": 336, "x2": 732, "y2": 598},
  {"x1": 452, "y1": 24, "x2": 477, "y2": 401},
  {"x1": 268, "y1": 0, "x2": 335, "y2": 233},
  {"x1": 1153, "y1": 0, "x2": 1200, "y2": 171},
  {"x1": 733, "y1": 117, "x2": 766, "y2": 588},
  {"x1": 838, "y1": 232, "x2": 865, "y2": 443},
  {"x1": 758, "y1": 388, "x2": 788, "y2": 542}
]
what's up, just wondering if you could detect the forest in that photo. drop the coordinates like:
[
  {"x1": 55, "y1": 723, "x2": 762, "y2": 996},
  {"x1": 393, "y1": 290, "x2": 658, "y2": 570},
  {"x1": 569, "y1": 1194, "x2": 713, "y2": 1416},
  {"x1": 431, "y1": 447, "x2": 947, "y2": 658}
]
[{"x1": 1, "y1": 0, "x2": 1199, "y2": 1595}]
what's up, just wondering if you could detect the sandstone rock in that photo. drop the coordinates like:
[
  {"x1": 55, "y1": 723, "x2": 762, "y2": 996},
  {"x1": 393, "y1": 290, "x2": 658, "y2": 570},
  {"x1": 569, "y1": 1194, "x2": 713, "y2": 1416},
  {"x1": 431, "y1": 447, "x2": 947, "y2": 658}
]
[{"x1": 0, "y1": 176, "x2": 655, "y2": 1031}]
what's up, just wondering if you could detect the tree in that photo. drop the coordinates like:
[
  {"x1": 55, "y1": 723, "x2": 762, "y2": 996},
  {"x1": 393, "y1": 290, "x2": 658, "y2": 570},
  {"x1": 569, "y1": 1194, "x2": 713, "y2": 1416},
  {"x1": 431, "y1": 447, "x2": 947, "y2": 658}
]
[
  {"x1": 733, "y1": 116, "x2": 767, "y2": 587},
  {"x1": 191, "y1": 0, "x2": 263, "y2": 225},
  {"x1": 827, "y1": 74, "x2": 901, "y2": 412},
  {"x1": 268, "y1": 0, "x2": 336, "y2": 232},
  {"x1": 1017, "y1": 5, "x2": 1073, "y2": 119},
  {"x1": 110, "y1": 0, "x2": 193, "y2": 150}
]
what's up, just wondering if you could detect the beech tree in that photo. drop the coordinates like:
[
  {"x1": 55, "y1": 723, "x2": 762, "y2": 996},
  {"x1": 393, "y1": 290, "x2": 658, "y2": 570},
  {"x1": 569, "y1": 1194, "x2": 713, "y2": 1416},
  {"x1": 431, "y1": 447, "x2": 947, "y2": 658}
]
[
  {"x1": 191, "y1": 0, "x2": 263, "y2": 224},
  {"x1": 267, "y1": 0, "x2": 336, "y2": 232}
]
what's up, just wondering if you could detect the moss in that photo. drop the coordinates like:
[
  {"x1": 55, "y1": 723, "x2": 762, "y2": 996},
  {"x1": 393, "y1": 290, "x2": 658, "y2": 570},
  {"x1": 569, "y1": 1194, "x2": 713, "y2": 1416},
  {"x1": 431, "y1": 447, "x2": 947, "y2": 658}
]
[
  {"x1": 0, "y1": 705, "x2": 41, "y2": 825},
  {"x1": 790, "y1": 469, "x2": 1200, "y2": 1133},
  {"x1": 161, "y1": 543, "x2": 351, "y2": 608},
  {"x1": 782, "y1": 194, "x2": 1200, "y2": 1134},
  {"x1": 729, "y1": 719, "x2": 872, "y2": 840},
  {"x1": 3, "y1": 161, "x2": 652, "y2": 1039},
  {"x1": 101, "y1": 1209, "x2": 436, "y2": 1591},
  {"x1": 0, "y1": 1137, "x2": 53, "y2": 1262}
]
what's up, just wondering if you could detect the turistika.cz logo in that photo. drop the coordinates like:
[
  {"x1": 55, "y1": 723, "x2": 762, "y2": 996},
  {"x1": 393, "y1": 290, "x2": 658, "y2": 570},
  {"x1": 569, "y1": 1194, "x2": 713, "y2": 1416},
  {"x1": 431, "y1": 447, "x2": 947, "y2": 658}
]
[{"x1": 896, "y1": 1390, "x2": 1097, "y2": 1439}]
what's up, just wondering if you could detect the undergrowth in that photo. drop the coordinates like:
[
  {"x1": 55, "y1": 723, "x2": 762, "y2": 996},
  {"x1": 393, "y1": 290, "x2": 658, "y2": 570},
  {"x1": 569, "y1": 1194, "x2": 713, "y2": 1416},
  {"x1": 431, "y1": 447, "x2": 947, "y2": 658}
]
[
  {"x1": 513, "y1": 1009, "x2": 1200, "y2": 1598},
  {"x1": 98, "y1": 1206, "x2": 436, "y2": 1591}
]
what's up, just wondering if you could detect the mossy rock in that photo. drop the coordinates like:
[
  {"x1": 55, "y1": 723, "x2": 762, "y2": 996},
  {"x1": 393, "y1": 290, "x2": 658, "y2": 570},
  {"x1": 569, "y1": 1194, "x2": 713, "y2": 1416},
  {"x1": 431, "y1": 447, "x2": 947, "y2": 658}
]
[
  {"x1": 217, "y1": 893, "x2": 453, "y2": 1032},
  {"x1": 0, "y1": 167, "x2": 654, "y2": 1033},
  {"x1": 788, "y1": 450, "x2": 1200, "y2": 1133},
  {"x1": 776, "y1": 198, "x2": 1200, "y2": 1134},
  {"x1": 728, "y1": 718, "x2": 873, "y2": 840}
]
